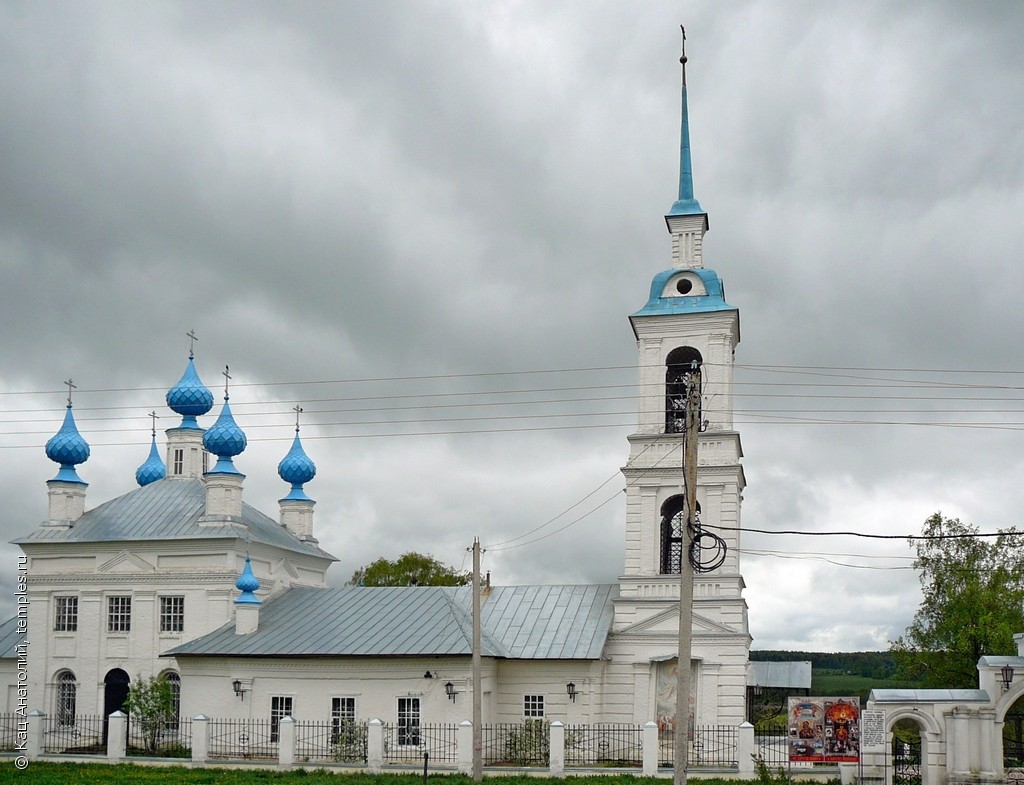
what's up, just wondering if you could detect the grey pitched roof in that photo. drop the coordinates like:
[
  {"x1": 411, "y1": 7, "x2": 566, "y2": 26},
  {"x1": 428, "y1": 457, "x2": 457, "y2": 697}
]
[
  {"x1": 13, "y1": 478, "x2": 334, "y2": 560},
  {"x1": 748, "y1": 661, "x2": 812, "y2": 689},
  {"x1": 167, "y1": 584, "x2": 617, "y2": 660},
  {"x1": 0, "y1": 617, "x2": 25, "y2": 659},
  {"x1": 869, "y1": 688, "x2": 990, "y2": 703}
]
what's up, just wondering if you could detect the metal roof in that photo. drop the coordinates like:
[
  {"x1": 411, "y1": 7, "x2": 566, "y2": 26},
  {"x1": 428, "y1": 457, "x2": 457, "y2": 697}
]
[
  {"x1": 13, "y1": 477, "x2": 334, "y2": 561},
  {"x1": 748, "y1": 660, "x2": 812, "y2": 689},
  {"x1": 167, "y1": 584, "x2": 617, "y2": 660},
  {"x1": 0, "y1": 617, "x2": 25, "y2": 658},
  {"x1": 869, "y1": 688, "x2": 990, "y2": 703}
]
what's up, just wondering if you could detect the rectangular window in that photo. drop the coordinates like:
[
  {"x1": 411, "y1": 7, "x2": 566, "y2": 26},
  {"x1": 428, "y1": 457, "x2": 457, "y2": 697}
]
[
  {"x1": 524, "y1": 694, "x2": 545, "y2": 718},
  {"x1": 271, "y1": 696, "x2": 293, "y2": 743},
  {"x1": 54, "y1": 596, "x2": 78, "y2": 632},
  {"x1": 331, "y1": 697, "x2": 357, "y2": 743},
  {"x1": 397, "y1": 697, "x2": 420, "y2": 746},
  {"x1": 173, "y1": 448, "x2": 184, "y2": 475},
  {"x1": 202, "y1": 450, "x2": 209, "y2": 474},
  {"x1": 107, "y1": 595, "x2": 131, "y2": 633},
  {"x1": 160, "y1": 596, "x2": 185, "y2": 633}
]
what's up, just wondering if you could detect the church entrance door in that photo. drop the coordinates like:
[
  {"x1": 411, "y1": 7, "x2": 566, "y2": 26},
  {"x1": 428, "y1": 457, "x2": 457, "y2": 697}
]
[{"x1": 103, "y1": 669, "x2": 130, "y2": 745}]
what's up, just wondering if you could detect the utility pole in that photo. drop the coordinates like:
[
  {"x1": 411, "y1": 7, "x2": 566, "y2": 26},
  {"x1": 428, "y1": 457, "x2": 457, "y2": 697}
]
[
  {"x1": 472, "y1": 537, "x2": 483, "y2": 781},
  {"x1": 674, "y1": 363, "x2": 701, "y2": 785}
]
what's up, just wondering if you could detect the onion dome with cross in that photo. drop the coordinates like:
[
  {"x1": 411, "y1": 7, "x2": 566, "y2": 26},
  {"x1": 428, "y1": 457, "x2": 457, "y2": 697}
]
[
  {"x1": 277, "y1": 406, "x2": 316, "y2": 501},
  {"x1": 135, "y1": 411, "x2": 167, "y2": 486},
  {"x1": 45, "y1": 380, "x2": 91, "y2": 484},
  {"x1": 203, "y1": 365, "x2": 247, "y2": 475},
  {"x1": 166, "y1": 349, "x2": 214, "y2": 430},
  {"x1": 235, "y1": 556, "x2": 261, "y2": 605}
]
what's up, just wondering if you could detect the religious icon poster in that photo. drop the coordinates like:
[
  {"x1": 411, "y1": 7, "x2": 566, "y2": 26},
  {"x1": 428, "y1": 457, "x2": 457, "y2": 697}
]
[{"x1": 788, "y1": 697, "x2": 860, "y2": 763}]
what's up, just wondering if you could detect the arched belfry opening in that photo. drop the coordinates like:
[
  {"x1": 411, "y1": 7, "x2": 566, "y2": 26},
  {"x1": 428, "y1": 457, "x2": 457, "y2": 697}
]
[
  {"x1": 665, "y1": 346, "x2": 702, "y2": 434},
  {"x1": 660, "y1": 494, "x2": 700, "y2": 574}
]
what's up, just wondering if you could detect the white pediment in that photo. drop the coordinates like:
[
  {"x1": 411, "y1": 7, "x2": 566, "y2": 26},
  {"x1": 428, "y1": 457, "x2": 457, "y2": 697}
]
[
  {"x1": 615, "y1": 605, "x2": 736, "y2": 637},
  {"x1": 98, "y1": 550, "x2": 156, "y2": 574}
]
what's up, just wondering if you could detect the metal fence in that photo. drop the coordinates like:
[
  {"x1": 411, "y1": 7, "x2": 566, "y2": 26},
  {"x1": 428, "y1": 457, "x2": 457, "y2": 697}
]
[
  {"x1": 565, "y1": 723, "x2": 643, "y2": 767},
  {"x1": 208, "y1": 717, "x2": 277, "y2": 760},
  {"x1": 295, "y1": 719, "x2": 367, "y2": 764},
  {"x1": 383, "y1": 723, "x2": 458, "y2": 764},
  {"x1": 126, "y1": 716, "x2": 192, "y2": 757},
  {"x1": 0, "y1": 713, "x2": 22, "y2": 752},
  {"x1": 42, "y1": 714, "x2": 106, "y2": 755},
  {"x1": 658, "y1": 725, "x2": 738, "y2": 768},
  {"x1": 482, "y1": 720, "x2": 550, "y2": 766}
]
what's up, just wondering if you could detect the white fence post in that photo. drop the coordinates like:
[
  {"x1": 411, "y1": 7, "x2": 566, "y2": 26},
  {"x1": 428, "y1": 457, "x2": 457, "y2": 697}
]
[
  {"x1": 26, "y1": 710, "x2": 46, "y2": 761},
  {"x1": 737, "y1": 722, "x2": 755, "y2": 777},
  {"x1": 278, "y1": 716, "x2": 296, "y2": 767},
  {"x1": 106, "y1": 711, "x2": 127, "y2": 762},
  {"x1": 192, "y1": 715, "x2": 209, "y2": 763},
  {"x1": 549, "y1": 721, "x2": 565, "y2": 777},
  {"x1": 457, "y1": 720, "x2": 473, "y2": 774},
  {"x1": 367, "y1": 718, "x2": 384, "y2": 773},
  {"x1": 643, "y1": 721, "x2": 659, "y2": 775}
]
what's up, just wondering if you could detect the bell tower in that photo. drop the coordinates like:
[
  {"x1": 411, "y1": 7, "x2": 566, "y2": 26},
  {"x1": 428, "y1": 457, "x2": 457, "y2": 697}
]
[{"x1": 610, "y1": 30, "x2": 750, "y2": 727}]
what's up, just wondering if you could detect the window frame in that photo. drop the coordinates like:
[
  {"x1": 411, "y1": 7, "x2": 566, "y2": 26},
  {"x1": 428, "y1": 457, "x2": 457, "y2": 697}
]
[
  {"x1": 54, "y1": 596, "x2": 78, "y2": 632},
  {"x1": 159, "y1": 596, "x2": 185, "y2": 633},
  {"x1": 107, "y1": 595, "x2": 132, "y2": 633},
  {"x1": 270, "y1": 695, "x2": 294, "y2": 743},
  {"x1": 523, "y1": 694, "x2": 545, "y2": 718},
  {"x1": 397, "y1": 697, "x2": 421, "y2": 746},
  {"x1": 331, "y1": 696, "x2": 357, "y2": 742},
  {"x1": 55, "y1": 670, "x2": 77, "y2": 726}
]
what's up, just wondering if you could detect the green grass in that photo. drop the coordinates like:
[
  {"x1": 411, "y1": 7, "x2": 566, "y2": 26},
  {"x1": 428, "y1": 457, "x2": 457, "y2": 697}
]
[
  {"x1": 5, "y1": 762, "x2": 764, "y2": 785},
  {"x1": 811, "y1": 670, "x2": 910, "y2": 701}
]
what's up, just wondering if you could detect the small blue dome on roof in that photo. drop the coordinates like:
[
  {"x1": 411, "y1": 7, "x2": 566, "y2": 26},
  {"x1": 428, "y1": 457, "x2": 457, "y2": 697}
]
[
  {"x1": 135, "y1": 433, "x2": 166, "y2": 486},
  {"x1": 166, "y1": 355, "x2": 214, "y2": 429},
  {"x1": 278, "y1": 430, "x2": 316, "y2": 502},
  {"x1": 45, "y1": 404, "x2": 90, "y2": 484},
  {"x1": 235, "y1": 557, "x2": 261, "y2": 605},
  {"x1": 632, "y1": 267, "x2": 736, "y2": 318},
  {"x1": 203, "y1": 396, "x2": 247, "y2": 474}
]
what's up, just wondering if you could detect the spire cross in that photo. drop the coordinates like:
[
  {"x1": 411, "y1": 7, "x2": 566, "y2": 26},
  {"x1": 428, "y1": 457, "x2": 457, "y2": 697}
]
[
  {"x1": 149, "y1": 410, "x2": 159, "y2": 436},
  {"x1": 186, "y1": 329, "x2": 198, "y2": 358},
  {"x1": 293, "y1": 405, "x2": 303, "y2": 432},
  {"x1": 222, "y1": 365, "x2": 231, "y2": 398},
  {"x1": 680, "y1": 25, "x2": 687, "y2": 85},
  {"x1": 64, "y1": 379, "x2": 77, "y2": 407}
]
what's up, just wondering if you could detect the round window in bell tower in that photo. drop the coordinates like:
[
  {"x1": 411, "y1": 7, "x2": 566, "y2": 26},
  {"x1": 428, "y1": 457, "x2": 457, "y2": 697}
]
[{"x1": 676, "y1": 278, "x2": 693, "y2": 294}]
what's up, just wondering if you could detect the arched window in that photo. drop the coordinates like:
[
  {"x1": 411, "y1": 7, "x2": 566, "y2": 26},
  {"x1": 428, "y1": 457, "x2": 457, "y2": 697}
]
[
  {"x1": 55, "y1": 670, "x2": 77, "y2": 726},
  {"x1": 162, "y1": 671, "x2": 181, "y2": 728},
  {"x1": 665, "y1": 347, "x2": 702, "y2": 434},
  {"x1": 660, "y1": 495, "x2": 700, "y2": 574}
]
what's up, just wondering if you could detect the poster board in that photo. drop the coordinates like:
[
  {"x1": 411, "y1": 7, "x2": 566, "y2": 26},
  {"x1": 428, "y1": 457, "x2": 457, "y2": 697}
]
[
  {"x1": 788, "y1": 697, "x2": 860, "y2": 762},
  {"x1": 861, "y1": 709, "x2": 886, "y2": 752}
]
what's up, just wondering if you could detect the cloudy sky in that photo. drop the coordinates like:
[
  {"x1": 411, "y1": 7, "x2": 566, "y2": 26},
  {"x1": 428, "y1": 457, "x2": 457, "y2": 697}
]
[{"x1": 2, "y1": 0, "x2": 1023, "y2": 652}]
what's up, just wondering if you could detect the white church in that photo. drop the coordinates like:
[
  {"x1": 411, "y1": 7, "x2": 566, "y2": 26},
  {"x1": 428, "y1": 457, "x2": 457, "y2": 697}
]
[{"x1": 1, "y1": 52, "x2": 752, "y2": 740}]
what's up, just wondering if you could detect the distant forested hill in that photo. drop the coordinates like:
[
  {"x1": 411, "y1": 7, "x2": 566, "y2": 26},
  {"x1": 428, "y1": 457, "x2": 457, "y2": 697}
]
[{"x1": 750, "y1": 650, "x2": 898, "y2": 680}]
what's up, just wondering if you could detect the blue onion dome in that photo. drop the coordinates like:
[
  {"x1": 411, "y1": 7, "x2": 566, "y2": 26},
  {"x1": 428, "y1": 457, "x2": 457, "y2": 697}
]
[
  {"x1": 203, "y1": 395, "x2": 247, "y2": 474},
  {"x1": 45, "y1": 403, "x2": 90, "y2": 484},
  {"x1": 235, "y1": 557, "x2": 261, "y2": 605},
  {"x1": 278, "y1": 430, "x2": 316, "y2": 501},
  {"x1": 135, "y1": 433, "x2": 166, "y2": 486},
  {"x1": 166, "y1": 354, "x2": 214, "y2": 429}
]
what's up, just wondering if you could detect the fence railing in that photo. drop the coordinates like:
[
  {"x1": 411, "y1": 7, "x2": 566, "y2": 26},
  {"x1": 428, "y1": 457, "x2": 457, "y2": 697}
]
[
  {"x1": 658, "y1": 725, "x2": 738, "y2": 768},
  {"x1": 383, "y1": 722, "x2": 458, "y2": 764},
  {"x1": 126, "y1": 716, "x2": 192, "y2": 757},
  {"x1": 207, "y1": 718, "x2": 277, "y2": 760},
  {"x1": 565, "y1": 723, "x2": 643, "y2": 767},
  {"x1": 42, "y1": 714, "x2": 106, "y2": 755},
  {"x1": 482, "y1": 720, "x2": 550, "y2": 766},
  {"x1": 295, "y1": 719, "x2": 367, "y2": 764},
  {"x1": 0, "y1": 713, "x2": 23, "y2": 752}
]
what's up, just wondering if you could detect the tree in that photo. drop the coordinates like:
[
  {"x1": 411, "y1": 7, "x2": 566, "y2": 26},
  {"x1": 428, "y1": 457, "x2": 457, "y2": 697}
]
[
  {"x1": 124, "y1": 674, "x2": 177, "y2": 752},
  {"x1": 348, "y1": 551, "x2": 470, "y2": 587},
  {"x1": 891, "y1": 513, "x2": 1024, "y2": 689}
]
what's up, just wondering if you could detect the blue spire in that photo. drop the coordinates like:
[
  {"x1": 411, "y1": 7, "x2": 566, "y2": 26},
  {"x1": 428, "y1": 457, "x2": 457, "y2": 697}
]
[
  {"x1": 235, "y1": 557, "x2": 261, "y2": 605},
  {"x1": 135, "y1": 415, "x2": 166, "y2": 486},
  {"x1": 166, "y1": 352, "x2": 214, "y2": 429},
  {"x1": 45, "y1": 400, "x2": 90, "y2": 484},
  {"x1": 278, "y1": 408, "x2": 316, "y2": 501},
  {"x1": 668, "y1": 27, "x2": 704, "y2": 217},
  {"x1": 203, "y1": 395, "x2": 247, "y2": 474}
]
